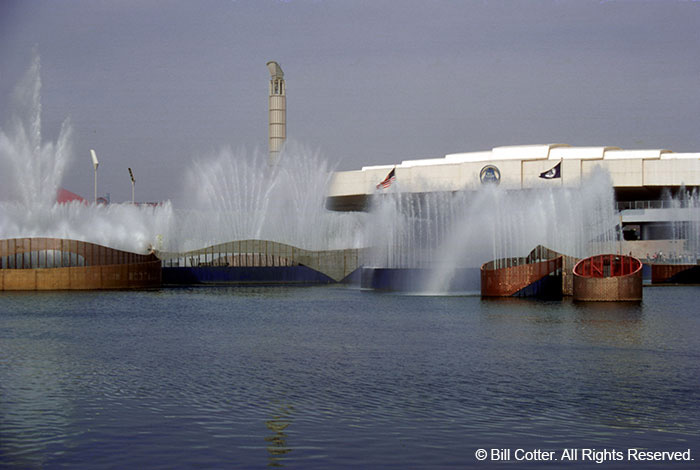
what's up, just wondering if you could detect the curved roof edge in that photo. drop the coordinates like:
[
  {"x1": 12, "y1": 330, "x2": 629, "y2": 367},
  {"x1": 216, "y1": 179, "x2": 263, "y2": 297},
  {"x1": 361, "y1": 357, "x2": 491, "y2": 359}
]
[{"x1": 368, "y1": 144, "x2": 698, "y2": 171}]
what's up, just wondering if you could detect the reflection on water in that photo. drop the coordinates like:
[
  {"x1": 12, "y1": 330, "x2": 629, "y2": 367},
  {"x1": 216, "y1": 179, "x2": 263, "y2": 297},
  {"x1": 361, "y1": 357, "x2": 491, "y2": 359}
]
[
  {"x1": 573, "y1": 301, "x2": 644, "y2": 346},
  {"x1": 1, "y1": 310, "x2": 75, "y2": 469},
  {"x1": 464, "y1": 292, "x2": 698, "y2": 445},
  {"x1": 569, "y1": 300, "x2": 695, "y2": 439},
  {"x1": 266, "y1": 403, "x2": 294, "y2": 467}
]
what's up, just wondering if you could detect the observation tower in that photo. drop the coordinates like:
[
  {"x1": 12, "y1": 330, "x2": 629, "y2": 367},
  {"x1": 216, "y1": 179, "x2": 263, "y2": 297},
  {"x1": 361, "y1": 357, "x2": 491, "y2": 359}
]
[{"x1": 267, "y1": 61, "x2": 286, "y2": 166}]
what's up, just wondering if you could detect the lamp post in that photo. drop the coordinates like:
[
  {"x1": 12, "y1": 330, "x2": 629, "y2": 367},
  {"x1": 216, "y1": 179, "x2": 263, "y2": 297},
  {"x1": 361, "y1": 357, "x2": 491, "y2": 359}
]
[
  {"x1": 128, "y1": 167, "x2": 135, "y2": 204},
  {"x1": 90, "y1": 149, "x2": 99, "y2": 204}
]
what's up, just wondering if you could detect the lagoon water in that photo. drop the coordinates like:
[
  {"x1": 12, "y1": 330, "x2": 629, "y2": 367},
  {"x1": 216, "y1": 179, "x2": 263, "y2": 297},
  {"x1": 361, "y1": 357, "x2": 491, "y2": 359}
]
[{"x1": 1, "y1": 286, "x2": 699, "y2": 469}]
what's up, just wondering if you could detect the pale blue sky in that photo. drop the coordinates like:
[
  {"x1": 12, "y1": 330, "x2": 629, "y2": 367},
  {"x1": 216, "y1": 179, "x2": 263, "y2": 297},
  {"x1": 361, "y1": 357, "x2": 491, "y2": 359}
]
[{"x1": 1, "y1": 0, "x2": 699, "y2": 202}]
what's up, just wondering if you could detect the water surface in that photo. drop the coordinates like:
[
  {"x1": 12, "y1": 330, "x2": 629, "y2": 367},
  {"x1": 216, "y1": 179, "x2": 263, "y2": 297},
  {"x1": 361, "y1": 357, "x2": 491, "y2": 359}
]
[{"x1": 1, "y1": 286, "x2": 698, "y2": 468}]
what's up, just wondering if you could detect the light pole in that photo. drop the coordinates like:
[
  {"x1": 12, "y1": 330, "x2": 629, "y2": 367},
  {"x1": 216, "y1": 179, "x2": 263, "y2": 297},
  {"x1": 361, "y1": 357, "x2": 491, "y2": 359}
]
[
  {"x1": 90, "y1": 149, "x2": 99, "y2": 204},
  {"x1": 128, "y1": 168, "x2": 135, "y2": 204}
]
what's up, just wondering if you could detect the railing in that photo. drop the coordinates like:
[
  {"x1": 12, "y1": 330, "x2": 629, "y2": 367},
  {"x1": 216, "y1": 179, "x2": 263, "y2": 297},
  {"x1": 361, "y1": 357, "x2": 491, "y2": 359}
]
[
  {"x1": 574, "y1": 254, "x2": 641, "y2": 278},
  {"x1": 617, "y1": 200, "x2": 697, "y2": 211},
  {"x1": 641, "y1": 254, "x2": 699, "y2": 265}
]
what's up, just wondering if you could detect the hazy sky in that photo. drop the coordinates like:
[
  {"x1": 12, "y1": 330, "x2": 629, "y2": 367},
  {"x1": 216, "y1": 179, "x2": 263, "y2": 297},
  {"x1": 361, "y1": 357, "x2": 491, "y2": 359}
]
[{"x1": 1, "y1": 0, "x2": 699, "y2": 202}]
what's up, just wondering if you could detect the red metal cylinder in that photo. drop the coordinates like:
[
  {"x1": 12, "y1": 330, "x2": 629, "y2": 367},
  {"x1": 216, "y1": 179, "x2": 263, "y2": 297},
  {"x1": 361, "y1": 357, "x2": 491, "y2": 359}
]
[{"x1": 572, "y1": 254, "x2": 642, "y2": 302}]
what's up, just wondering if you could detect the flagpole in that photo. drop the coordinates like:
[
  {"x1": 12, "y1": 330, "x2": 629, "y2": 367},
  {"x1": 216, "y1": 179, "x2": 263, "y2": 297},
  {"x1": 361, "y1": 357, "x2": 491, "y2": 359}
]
[{"x1": 128, "y1": 168, "x2": 135, "y2": 204}]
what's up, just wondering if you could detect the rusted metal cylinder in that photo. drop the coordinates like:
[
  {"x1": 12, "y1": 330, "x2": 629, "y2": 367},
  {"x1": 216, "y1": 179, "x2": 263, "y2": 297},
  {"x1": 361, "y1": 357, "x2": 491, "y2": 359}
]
[{"x1": 572, "y1": 254, "x2": 642, "y2": 302}]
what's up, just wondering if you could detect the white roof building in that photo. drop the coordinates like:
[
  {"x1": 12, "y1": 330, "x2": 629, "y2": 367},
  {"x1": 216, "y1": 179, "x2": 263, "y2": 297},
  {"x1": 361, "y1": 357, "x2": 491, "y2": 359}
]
[{"x1": 327, "y1": 144, "x2": 700, "y2": 211}]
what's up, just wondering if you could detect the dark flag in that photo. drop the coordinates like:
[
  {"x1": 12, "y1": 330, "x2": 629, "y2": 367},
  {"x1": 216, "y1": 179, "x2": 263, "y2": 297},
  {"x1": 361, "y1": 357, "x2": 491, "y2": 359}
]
[
  {"x1": 539, "y1": 161, "x2": 562, "y2": 179},
  {"x1": 376, "y1": 167, "x2": 396, "y2": 189}
]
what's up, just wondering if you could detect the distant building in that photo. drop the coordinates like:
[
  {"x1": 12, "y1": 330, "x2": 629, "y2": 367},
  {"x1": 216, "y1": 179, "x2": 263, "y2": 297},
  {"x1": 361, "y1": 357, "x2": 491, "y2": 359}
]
[
  {"x1": 327, "y1": 144, "x2": 700, "y2": 211},
  {"x1": 326, "y1": 144, "x2": 700, "y2": 258}
]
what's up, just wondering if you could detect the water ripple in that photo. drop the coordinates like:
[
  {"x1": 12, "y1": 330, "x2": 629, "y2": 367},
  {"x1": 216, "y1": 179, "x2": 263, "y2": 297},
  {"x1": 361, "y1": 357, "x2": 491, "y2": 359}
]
[{"x1": 1, "y1": 286, "x2": 699, "y2": 468}]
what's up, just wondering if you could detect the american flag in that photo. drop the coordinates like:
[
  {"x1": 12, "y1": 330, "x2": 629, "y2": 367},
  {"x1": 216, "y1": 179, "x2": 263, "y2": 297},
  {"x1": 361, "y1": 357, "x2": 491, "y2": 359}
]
[{"x1": 376, "y1": 167, "x2": 396, "y2": 189}]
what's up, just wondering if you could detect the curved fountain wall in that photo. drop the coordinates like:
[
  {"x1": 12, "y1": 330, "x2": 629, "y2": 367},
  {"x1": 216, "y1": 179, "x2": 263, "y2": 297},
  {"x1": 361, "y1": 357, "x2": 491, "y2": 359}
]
[
  {"x1": 159, "y1": 239, "x2": 364, "y2": 285},
  {"x1": 651, "y1": 264, "x2": 700, "y2": 284},
  {"x1": 0, "y1": 238, "x2": 160, "y2": 290},
  {"x1": 480, "y1": 246, "x2": 563, "y2": 298}
]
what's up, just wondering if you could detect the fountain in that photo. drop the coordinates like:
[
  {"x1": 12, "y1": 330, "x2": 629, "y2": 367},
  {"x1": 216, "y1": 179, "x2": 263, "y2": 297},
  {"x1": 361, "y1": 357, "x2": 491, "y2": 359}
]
[
  {"x1": 0, "y1": 54, "x2": 169, "y2": 289},
  {"x1": 170, "y1": 142, "x2": 365, "y2": 253},
  {"x1": 158, "y1": 143, "x2": 367, "y2": 285},
  {"x1": 0, "y1": 53, "x2": 629, "y2": 292},
  {"x1": 0, "y1": 53, "x2": 370, "y2": 288},
  {"x1": 648, "y1": 187, "x2": 700, "y2": 283},
  {"x1": 0, "y1": 53, "x2": 72, "y2": 207},
  {"x1": 0, "y1": 53, "x2": 174, "y2": 254},
  {"x1": 361, "y1": 168, "x2": 620, "y2": 294},
  {"x1": 1, "y1": 54, "x2": 367, "y2": 288}
]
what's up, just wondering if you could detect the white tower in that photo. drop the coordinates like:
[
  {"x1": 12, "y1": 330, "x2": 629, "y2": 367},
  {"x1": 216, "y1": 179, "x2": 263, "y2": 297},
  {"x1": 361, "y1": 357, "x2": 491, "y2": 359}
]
[{"x1": 267, "y1": 61, "x2": 286, "y2": 166}]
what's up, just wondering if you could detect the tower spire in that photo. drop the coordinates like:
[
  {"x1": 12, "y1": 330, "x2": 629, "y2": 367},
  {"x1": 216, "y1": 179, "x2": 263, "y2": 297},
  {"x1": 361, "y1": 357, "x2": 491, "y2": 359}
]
[{"x1": 267, "y1": 61, "x2": 286, "y2": 166}]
